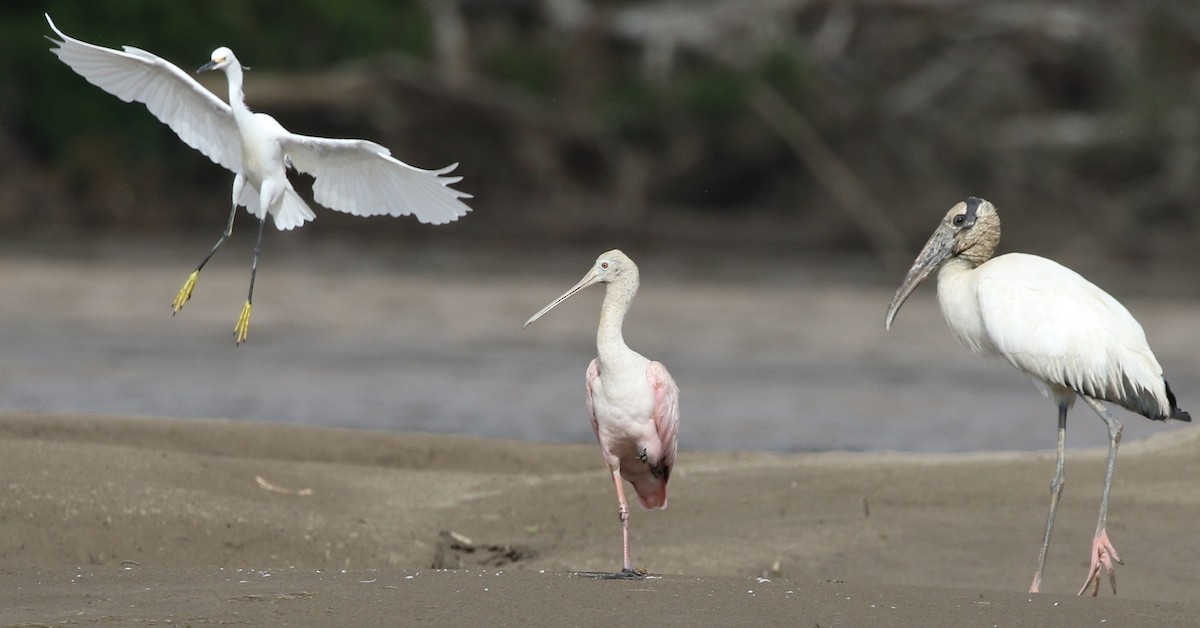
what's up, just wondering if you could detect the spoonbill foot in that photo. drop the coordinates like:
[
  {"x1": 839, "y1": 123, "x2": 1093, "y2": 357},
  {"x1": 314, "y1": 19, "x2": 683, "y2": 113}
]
[
  {"x1": 172, "y1": 270, "x2": 200, "y2": 314},
  {"x1": 234, "y1": 300, "x2": 252, "y2": 345},
  {"x1": 1078, "y1": 528, "x2": 1122, "y2": 596},
  {"x1": 574, "y1": 568, "x2": 646, "y2": 580}
]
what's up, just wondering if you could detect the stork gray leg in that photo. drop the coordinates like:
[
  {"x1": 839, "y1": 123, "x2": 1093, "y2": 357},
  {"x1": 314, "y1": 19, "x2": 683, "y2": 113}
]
[
  {"x1": 1030, "y1": 402, "x2": 1068, "y2": 593},
  {"x1": 1078, "y1": 397, "x2": 1123, "y2": 596}
]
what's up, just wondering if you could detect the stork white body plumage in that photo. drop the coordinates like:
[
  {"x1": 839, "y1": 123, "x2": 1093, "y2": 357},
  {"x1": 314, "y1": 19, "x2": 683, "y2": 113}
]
[
  {"x1": 525, "y1": 250, "x2": 680, "y2": 579},
  {"x1": 886, "y1": 197, "x2": 1189, "y2": 596},
  {"x1": 938, "y1": 253, "x2": 1170, "y2": 417},
  {"x1": 45, "y1": 14, "x2": 473, "y2": 343}
]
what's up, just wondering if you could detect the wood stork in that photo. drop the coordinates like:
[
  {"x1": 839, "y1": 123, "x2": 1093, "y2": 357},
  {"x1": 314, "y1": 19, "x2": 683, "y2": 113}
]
[
  {"x1": 885, "y1": 197, "x2": 1190, "y2": 596},
  {"x1": 45, "y1": 15, "x2": 473, "y2": 344},
  {"x1": 525, "y1": 250, "x2": 680, "y2": 579}
]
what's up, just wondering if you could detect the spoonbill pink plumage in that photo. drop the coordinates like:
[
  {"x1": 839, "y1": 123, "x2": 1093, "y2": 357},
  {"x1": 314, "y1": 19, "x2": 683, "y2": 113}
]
[{"x1": 525, "y1": 250, "x2": 680, "y2": 579}]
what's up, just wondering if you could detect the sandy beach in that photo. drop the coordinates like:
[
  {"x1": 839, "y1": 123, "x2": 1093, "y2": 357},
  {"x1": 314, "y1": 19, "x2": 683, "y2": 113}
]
[{"x1": 2, "y1": 412, "x2": 1198, "y2": 626}]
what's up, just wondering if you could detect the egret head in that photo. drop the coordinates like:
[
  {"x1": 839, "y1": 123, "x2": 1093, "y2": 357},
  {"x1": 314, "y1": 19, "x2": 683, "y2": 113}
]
[
  {"x1": 885, "y1": 197, "x2": 1001, "y2": 329},
  {"x1": 197, "y1": 47, "x2": 236, "y2": 73},
  {"x1": 524, "y1": 249, "x2": 640, "y2": 328}
]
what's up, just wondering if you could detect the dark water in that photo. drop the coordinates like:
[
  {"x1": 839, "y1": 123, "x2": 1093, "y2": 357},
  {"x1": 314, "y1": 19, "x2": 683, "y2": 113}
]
[{"x1": 1, "y1": 235, "x2": 1196, "y2": 453}]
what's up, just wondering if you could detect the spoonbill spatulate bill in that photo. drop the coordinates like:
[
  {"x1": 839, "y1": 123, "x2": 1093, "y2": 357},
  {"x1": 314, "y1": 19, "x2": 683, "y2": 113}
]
[
  {"x1": 45, "y1": 14, "x2": 473, "y2": 344},
  {"x1": 525, "y1": 250, "x2": 680, "y2": 579},
  {"x1": 885, "y1": 197, "x2": 1190, "y2": 596}
]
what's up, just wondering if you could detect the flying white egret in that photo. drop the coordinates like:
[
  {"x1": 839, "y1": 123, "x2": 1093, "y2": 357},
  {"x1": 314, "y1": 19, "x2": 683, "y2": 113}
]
[
  {"x1": 45, "y1": 14, "x2": 473, "y2": 344},
  {"x1": 885, "y1": 197, "x2": 1190, "y2": 596},
  {"x1": 525, "y1": 250, "x2": 680, "y2": 579}
]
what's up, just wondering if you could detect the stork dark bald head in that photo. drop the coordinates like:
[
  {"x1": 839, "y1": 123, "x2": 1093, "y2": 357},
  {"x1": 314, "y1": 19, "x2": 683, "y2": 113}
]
[{"x1": 885, "y1": 197, "x2": 1002, "y2": 329}]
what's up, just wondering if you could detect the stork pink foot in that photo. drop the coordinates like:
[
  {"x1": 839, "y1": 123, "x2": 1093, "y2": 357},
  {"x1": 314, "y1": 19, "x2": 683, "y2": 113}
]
[{"x1": 1078, "y1": 528, "x2": 1122, "y2": 596}]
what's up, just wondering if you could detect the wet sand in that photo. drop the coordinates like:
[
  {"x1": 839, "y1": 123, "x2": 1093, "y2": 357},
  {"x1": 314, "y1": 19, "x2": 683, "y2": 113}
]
[{"x1": 2, "y1": 412, "x2": 1199, "y2": 626}]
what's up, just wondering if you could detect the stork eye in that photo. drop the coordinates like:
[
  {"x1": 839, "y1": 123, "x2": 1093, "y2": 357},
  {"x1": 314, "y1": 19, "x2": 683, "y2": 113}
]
[{"x1": 952, "y1": 214, "x2": 966, "y2": 227}]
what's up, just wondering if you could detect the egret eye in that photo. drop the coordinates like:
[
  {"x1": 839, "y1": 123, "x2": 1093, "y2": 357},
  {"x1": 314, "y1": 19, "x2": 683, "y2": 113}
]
[{"x1": 952, "y1": 214, "x2": 966, "y2": 227}]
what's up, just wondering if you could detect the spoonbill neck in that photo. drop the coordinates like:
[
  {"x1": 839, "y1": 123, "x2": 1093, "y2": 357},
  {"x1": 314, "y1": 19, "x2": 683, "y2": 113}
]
[{"x1": 596, "y1": 278, "x2": 637, "y2": 361}]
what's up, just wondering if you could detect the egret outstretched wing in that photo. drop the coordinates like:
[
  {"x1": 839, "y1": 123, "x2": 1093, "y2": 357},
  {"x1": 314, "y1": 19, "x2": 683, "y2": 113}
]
[
  {"x1": 280, "y1": 134, "x2": 473, "y2": 225},
  {"x1": 45, "y1": 13, "x2": 243, "y2": 174},
  {"x1": 48, "y1": 14, "x2": 477, "y2": 344}
]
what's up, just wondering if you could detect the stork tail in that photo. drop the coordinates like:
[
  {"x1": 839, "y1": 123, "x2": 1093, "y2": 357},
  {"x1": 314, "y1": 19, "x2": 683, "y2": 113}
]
[{"x1": 1165, "y1": 380, "x2": 1191, "y2": 422}]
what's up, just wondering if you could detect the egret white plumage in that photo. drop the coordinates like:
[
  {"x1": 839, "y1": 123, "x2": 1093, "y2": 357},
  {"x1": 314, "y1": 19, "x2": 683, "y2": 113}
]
[
  {"x1": 885, "y1": 197, "x2": 1190, "y2": 596},
  {"x1": 524, "y1": 250, "x2": 680, "y2": 579},
  {"x1": 45, "y1": 14, "x2": 473, "y2": 344}
]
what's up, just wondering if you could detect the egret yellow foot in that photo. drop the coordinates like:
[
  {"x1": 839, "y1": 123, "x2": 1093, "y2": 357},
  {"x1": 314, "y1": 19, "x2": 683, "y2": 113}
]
[
  {"x1": 173, "y1": 270, "x2": 200, "y2": 314},
  {"x1": 234, "y1": 300, "x2": 252, "y2": 345}
]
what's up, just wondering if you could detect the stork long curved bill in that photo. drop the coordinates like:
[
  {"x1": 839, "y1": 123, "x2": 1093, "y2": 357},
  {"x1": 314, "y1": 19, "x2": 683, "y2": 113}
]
[
  {"x1": 524, "y1": 267, "x2": 601, "y2": 328},
  {"x1": 885, "y1": 223, "x2": 957, "y2": 330}
]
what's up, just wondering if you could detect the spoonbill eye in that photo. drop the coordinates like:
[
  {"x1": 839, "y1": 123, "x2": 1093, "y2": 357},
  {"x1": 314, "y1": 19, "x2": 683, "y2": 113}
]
[
  {"x1": 952, "y1": 214, "x2": 966, "y2": 226},
  {"x1": 601, "y1": 262, "x2": 609, "y2": 269}
]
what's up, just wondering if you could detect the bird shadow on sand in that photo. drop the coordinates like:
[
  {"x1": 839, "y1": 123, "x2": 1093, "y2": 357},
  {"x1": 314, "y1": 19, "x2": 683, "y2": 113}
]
[
  {"x1": 570, "y1": 569, "x2": 654, "y2": 580},
  {"x1": 431, "y1": 529, "x2": 653, "y2": 580}
]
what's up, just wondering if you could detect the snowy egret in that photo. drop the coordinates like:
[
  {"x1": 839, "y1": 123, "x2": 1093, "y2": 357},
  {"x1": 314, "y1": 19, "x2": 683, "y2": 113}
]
[
  {"x1": 46, "y1": 14, "x2": 473, "y2": 344},
  {"x1": 885, "y1": 197, "x2": 1190, "y2": 596},
  {"x1": 525, "y1": 250, "x2": 680, "y2": 579}
]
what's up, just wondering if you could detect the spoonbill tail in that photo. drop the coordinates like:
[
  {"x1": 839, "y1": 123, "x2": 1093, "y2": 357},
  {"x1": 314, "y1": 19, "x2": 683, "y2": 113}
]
[
  {"x1": 46, "y1": 14, "x2": 473, "y2": 344},
  {"x1": 525, "y1": 250, "x2": 680, "y2": 579},
  {"x1": 885, "y1": 197, "x2": 1190, "y2": 596}
]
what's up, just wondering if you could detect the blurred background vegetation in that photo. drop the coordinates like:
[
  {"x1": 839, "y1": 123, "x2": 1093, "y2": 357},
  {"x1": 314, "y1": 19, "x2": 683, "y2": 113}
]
[{"x1": 5, "y1": 0, "x2": 1200, "y2": 266}]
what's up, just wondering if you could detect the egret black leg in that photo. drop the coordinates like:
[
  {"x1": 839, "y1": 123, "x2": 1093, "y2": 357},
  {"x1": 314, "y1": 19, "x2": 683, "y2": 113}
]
[
  {"x1": 173, "y1": 200, "x2": 239, "y2": 314},
  {"x1": 234, "y1": 215, "x2": 266, "y2": 345}
]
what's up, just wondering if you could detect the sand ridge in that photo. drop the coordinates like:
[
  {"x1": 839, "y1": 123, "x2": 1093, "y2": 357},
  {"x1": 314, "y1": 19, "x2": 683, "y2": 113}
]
[{"x1": 1, "y1": 413, "x2": 1198, "y2": 625}]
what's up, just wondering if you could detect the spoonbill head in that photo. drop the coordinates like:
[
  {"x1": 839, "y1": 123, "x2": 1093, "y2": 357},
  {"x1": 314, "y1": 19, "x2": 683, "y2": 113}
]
[
  {"x1": 524, "y1": 250, "x2": 638, "y2": 328},
  {"x1": 885, "y1": 197, "x2": 1189, "y2": 596},
  {"x1": 525, "y1": 249, "x2": 679, "y2": 579}
]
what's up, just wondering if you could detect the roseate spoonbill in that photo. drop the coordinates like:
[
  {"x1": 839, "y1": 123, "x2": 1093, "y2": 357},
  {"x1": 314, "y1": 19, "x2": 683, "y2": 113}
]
[
  {"x1": 46, "y1": 14, "x2": 472, "y2": 344},
  {"x1": 885, "y1": 197, "x2": 1190, "y2": 596},
  {"x1": 525, "y1": 250, "x2": 680, "y2": 579}
]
